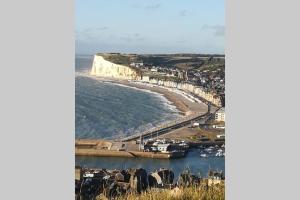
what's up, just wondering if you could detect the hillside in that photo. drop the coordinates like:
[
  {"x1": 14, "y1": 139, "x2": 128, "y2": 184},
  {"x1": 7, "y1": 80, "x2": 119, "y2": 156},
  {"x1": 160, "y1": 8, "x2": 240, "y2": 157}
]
[{"x1": 96, "y1": 53, "x2": 225, "y2": 70}]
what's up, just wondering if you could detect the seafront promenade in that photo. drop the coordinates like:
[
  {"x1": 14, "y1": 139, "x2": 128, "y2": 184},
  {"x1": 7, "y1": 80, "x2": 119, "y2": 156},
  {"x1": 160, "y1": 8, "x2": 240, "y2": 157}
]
[{"x1": 121, "y1": 104, "x2": 212, "y2": 142}]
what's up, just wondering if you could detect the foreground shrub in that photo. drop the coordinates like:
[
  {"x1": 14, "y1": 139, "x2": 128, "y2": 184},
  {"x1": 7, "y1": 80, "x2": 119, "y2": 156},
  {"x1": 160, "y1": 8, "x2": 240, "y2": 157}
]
[{"x1": 112, "y1": 182, "x2": 225, "y2": 200}]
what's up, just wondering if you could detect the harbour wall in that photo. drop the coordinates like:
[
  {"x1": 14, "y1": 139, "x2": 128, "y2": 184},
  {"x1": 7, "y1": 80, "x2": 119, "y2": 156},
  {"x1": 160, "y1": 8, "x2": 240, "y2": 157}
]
[{"x1": 75, "y1": 148, "x2": 184, "y2": 159}]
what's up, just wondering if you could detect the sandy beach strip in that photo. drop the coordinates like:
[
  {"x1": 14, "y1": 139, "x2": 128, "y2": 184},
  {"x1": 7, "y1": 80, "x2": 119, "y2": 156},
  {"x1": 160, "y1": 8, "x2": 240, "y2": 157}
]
[{"x1": 86, "y1": 76, "x2": 208, "y2": 116}]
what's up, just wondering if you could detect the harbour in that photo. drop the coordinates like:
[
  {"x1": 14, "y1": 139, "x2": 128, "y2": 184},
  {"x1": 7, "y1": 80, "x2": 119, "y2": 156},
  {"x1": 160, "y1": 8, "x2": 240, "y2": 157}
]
[
  {"x1": 75, "y1": 54, "x2": 225, "y2": 189},
  {"x1": 75, "y1": 137, "x2": 225, "y2": 159}
]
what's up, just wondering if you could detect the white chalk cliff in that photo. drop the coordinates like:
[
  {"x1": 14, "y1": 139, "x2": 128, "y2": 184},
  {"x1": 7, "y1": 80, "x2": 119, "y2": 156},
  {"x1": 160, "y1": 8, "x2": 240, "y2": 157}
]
[{"x1": 90, "y1": 55, "x2": 140, "y2": 80}]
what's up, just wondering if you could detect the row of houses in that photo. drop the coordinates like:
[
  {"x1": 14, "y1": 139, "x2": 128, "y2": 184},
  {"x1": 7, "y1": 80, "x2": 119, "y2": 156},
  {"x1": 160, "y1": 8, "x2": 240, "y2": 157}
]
[
  {"x1": 141, "y1": 76, "x2": 222, "y2": 107},
  {"x1": 215, "y1": 107, "x2": 225, "y2": 122}
]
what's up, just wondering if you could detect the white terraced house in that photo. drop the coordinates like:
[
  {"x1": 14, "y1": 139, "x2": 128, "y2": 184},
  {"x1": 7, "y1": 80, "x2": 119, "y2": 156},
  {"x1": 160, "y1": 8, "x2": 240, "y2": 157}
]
[{"x1": 215, "y1": 107, "x2": 225, "y2": 122}]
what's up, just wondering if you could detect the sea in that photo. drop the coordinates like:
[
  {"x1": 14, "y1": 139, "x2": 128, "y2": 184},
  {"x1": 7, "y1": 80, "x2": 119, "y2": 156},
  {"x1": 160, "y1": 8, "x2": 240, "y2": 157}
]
[{"x1": 75, "y1": 55, "x2": 225, "y2": 178}]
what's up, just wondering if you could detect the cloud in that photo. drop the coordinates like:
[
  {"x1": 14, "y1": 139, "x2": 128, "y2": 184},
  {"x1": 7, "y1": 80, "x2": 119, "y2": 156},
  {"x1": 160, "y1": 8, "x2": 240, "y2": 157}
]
[
  {"x1": 202, "y1": 25, "x2": 225, "y2": 37},
  {"x1": 145, "y1": 3, "x2": 161, "y2": 11},
  {"x1": 179, "y1": 9, "x2": 188, "y2": 16}
]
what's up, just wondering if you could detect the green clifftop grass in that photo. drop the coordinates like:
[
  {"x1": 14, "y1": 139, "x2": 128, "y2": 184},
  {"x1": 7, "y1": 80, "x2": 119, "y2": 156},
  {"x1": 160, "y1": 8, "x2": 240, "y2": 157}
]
[{"x1": 97, "y1": 53, "x2": 132, "y2": 66}]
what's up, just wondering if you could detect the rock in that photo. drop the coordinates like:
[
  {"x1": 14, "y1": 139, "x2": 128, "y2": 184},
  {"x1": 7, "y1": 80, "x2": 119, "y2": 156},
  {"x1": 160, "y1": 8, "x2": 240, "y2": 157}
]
[
  {"x1": 177, "y1": 172, "x2": 201, "y2": 187},
  {"x1": 127, "y1": 168, "x2": 148, "y2": 193},
  {"x1": 115, "y1": 172, "x2": 124, "y2": 182},
  {"x1": 157, "y1": 169, "x2": 174, "y2": 185},
  {"x1": 148, "y1": 172, "x2": 162, "y2": 188}
]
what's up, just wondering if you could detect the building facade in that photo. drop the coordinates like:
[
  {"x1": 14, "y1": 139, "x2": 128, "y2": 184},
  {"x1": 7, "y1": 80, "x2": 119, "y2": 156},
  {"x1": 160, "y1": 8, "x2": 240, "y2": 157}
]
[{"x1": 215, "y1": 107, "x2": 225, "y2": 122}]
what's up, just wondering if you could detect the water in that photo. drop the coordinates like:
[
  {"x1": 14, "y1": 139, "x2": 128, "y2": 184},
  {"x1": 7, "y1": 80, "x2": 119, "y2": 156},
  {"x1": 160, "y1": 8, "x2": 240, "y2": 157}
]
[
  {"x1": 75, "y1": 56, "x2": 181, "y2": 139},
  {"x1": 76, "y1": 149, "x2": 225, "y2": 179},
  {"x1": 75, "y1": 55, "x2": 225, "y2": 176}
]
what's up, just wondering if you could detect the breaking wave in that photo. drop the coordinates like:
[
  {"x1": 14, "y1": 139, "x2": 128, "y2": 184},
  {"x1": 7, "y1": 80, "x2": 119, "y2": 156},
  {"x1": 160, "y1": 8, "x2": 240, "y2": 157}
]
[{"x1": 76, "y1": 74, "x2": 181, "y2": 139}]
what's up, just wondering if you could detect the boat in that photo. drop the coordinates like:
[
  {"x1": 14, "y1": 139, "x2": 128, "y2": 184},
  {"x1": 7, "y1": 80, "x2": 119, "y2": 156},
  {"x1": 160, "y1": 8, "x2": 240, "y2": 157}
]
[
  {"x1": 200, "y1": 153, "x2": 208, "y2": 158},
  {"x1": 204, "y1": 148, "x2": 213, "y2": 153},
  {"x1": 215, "y1": 151, "x2": 224, "y2": 157}
]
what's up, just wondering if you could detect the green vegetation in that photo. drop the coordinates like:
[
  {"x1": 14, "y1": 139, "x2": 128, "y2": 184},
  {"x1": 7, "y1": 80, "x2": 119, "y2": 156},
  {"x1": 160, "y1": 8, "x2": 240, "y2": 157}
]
[
  {"x1": 140, "y1": 55, "x2": 204, "y2": 69},
  {"x1": 99, "y1": 53, "x2": 132, "y2": 66},
  {"x1": 199, "y1": 57, "x2": 225, "y2": 72},
  {"x1": 111, "y1": 183, "x2": 225, "y2": 200},
  {"x1": 140, "y1": 54, "x2": 224, "y2": 70},
  {"x1": 96, "y1": 53, "x2": 142, "y2": 75},
  {"x1": 96, "y1": 53, "x2": 225, "y2": 71},
  {"x1": 199, "y1": 64, "x2": 224, "y2": 72},
  {"x1": 189, "y1": 135, "x2": 198, "y2": 141},
  {"x1": 195, "y1": 128, "x2": 222, "y2": 141}
]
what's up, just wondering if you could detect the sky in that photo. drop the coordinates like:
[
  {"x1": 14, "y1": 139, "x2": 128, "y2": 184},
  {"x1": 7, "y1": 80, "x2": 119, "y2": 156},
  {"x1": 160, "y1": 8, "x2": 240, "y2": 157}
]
[{"x1": 76, "y1": 0, "x2": 224, "y2": 55}]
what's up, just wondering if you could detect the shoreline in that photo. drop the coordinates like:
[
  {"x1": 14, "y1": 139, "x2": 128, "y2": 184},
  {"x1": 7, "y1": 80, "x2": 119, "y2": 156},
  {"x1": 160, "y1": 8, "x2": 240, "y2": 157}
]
[{"x1": 83, "y1": 74, "x2": 208, "y2": 116}]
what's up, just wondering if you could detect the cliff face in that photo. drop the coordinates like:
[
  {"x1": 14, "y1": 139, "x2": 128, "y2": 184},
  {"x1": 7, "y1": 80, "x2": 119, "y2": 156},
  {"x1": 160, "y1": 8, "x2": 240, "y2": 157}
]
[{"x1": 90, "y1": 55, "x2": 140, "y2": 80}]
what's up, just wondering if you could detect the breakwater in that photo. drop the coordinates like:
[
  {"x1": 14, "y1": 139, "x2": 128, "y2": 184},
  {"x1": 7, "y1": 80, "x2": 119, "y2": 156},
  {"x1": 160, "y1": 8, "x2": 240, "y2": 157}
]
[
  {"x1": 122, "y1": 111, "x2": 207, "y2": 142},
  {"x1": 75, "y1": 149, "x2": 185, "y2": 159},
  {"x1": 75, "y1": 139, "x2": 185, "y2": 159},
  {"x1": 75, "y1": 138, "x2": 224, "y2": 160}
]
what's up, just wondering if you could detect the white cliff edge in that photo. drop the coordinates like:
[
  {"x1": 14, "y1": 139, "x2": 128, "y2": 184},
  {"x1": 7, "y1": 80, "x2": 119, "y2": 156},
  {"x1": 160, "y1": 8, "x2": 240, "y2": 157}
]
[{"x1": 90, "y1": 55, "x2": 140, "y2": 80}]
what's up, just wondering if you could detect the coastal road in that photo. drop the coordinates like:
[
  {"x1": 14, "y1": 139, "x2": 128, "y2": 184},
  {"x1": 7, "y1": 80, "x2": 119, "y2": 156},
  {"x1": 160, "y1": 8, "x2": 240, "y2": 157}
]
[{"x1": 122, "y1": 104, "x2": 215, "y2": 142}]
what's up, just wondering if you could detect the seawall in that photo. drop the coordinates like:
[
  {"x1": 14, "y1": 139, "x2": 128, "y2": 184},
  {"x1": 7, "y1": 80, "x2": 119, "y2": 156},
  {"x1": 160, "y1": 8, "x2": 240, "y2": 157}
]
[{"x1": 75, "y1": 148, "x2": 184, "y2": 159}]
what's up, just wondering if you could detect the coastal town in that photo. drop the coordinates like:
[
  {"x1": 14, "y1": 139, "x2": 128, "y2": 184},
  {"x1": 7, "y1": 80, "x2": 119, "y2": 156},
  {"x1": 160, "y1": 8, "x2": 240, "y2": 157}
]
[
  {"x1": 93, "y1": 53, "x2": 225, "y2": 107},
  {"x1": 78, "y1": 53, "x2": 225, "y2": 158},
  {"x1": 76, "y1": 53, "x2": 225, "y2": 199},
  {"x1": 130, "y1": 54, "x2": 225, "y2": 106}
]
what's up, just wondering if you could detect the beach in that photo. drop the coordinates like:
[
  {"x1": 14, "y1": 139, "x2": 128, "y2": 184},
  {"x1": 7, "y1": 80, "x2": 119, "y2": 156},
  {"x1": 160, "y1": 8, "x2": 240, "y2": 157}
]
[
  {"x1": 85, "y1": 75, "x2": 208, "y2": 117},
  {"x1": 75, "y1": 64, "x2": 224, "y2": 178}
]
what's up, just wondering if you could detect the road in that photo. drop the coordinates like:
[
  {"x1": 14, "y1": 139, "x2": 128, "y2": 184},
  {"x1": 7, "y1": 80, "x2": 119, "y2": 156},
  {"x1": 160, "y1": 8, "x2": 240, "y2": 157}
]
[{"x1": 122, "y1": 104, "x2": 215, "y2": 142}]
